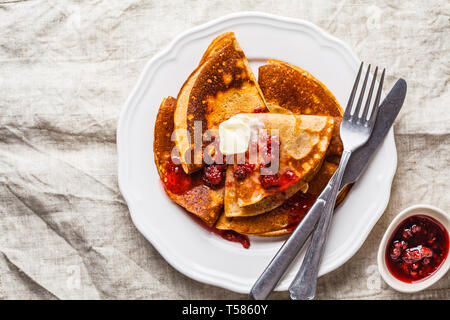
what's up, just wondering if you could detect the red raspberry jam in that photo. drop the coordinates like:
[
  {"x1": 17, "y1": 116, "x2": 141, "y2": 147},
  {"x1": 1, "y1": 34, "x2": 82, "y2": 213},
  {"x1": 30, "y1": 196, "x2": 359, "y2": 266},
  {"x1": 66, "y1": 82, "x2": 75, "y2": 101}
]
[
  {"x1": 253, "y1": 106, "x2": 266, "y2": 113},
  {"x1": 279, "y1": 170, "x2": 300, "y2": 191},
  {"x1": 212, "y1": 137, "x2": 227, "y2": 164},
  {"x1": 233, "y1": 163, "x2": 255, "y2": 181},
  {"x1": 259, "y1": 173, "x2": 280, "y2": 189},
  {"x1": 385, "y1": 215, "x2": 449, "y2": 283},
  {"x1": 259, "y1": 170, "x2": 299, "y2": 191},
  {"x1": 202, "y1": 164, "x2": 226, "y2": 188},
  {"x1": 219, "y1": 230, "x2": 250, "y2": 249},
  {"x1": 163, "y1": 160, "x2": 192, "y2": 194},
  {"x1": 162, "y1": 158, "x2": 249, "y2": 248},
  {"x1": 190, "y1": 215, "x2": 250, "y2": 249},
  {"x1": 271, "y1": 191, "x2": 316, "y2": 232}
]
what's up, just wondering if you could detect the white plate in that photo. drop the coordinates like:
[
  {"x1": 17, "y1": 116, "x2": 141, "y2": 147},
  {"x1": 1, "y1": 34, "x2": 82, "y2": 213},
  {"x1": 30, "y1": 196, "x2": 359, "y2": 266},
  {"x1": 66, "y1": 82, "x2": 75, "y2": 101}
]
[{"x1": 117, "y1": 12, "x2": 397, "y2": 294}]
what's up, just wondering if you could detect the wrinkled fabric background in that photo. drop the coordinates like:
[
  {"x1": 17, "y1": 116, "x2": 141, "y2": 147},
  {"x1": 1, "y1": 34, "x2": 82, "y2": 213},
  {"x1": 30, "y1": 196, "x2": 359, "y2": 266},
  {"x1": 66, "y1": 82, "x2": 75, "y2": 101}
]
[{"x1": 0, "y1": 0, "x2": 449, "y2": 300}]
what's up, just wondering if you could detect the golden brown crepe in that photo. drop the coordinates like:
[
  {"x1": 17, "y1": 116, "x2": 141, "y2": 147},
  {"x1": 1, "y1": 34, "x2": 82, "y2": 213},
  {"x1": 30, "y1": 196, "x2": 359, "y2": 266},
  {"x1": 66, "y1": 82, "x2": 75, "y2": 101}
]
[
  {"x1": 258, "y1": 59, "x2": 344, "y2": 160},
  {"x1": 154, "y1": 97, "x2": 224, "y2": 226},
  {"x1": 174, "y1": 32, "x2": 267, "y2": 174},
  {"x1": 223, "y1": 113, "x2": 335, "y2": 217},
  {"x1": 258, "y1": 60, "x2": 342, "y2": 116},
  {"x1": 258, "y1": 59, "x2": 349, "y2": 182}
]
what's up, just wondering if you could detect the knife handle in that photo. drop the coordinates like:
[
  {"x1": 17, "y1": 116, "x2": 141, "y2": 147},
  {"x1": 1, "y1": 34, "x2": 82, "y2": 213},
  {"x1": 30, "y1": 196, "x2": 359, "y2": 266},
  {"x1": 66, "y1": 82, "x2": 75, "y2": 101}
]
[{"x1": 249, "y1": 173, "x2": 338, "y2": 300}]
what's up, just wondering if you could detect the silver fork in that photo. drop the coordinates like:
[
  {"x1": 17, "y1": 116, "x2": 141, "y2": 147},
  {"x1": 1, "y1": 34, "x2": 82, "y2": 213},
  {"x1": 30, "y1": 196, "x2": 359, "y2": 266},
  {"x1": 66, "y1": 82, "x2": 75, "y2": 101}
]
[{"x1": 288, "y1": 62, "x2": 385, "y2": 300}]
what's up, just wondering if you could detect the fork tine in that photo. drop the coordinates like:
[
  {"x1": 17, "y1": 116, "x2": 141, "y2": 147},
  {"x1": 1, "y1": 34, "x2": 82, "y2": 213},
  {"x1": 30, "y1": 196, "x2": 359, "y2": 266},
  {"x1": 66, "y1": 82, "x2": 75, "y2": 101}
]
[
  {"x1": 353, "y1": 64, "x2": 371, "y2": 119},
  {"x1": 344, "y1": 62, "x2": 364, "y2": 119},
  {"x1": 368, "y1": 68, "x2": 385, "y2": 126},
  {"x1": 361, "y1": 66, "x2": 378, "y2": 120}
]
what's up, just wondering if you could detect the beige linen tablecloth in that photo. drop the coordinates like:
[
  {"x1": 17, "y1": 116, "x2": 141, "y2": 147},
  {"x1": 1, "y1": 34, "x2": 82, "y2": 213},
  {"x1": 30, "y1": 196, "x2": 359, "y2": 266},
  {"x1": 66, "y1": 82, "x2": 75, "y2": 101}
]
[{"x1": 0, "y1": 0, "x2": 449, "y2": 299}]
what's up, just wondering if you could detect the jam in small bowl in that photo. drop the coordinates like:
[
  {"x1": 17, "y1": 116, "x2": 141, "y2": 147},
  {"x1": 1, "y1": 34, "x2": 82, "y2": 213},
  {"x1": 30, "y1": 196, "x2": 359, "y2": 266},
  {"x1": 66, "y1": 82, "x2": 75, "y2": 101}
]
[{"x1": 377, "y1": 205, "x2": 450, "y2": 293}]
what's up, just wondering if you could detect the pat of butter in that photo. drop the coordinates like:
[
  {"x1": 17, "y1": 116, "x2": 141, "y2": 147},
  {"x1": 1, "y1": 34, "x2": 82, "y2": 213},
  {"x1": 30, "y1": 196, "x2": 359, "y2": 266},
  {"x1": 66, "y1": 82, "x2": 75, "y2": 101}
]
[{"x1": 219, "y1": 116, "x2": 251, "y2": 155}]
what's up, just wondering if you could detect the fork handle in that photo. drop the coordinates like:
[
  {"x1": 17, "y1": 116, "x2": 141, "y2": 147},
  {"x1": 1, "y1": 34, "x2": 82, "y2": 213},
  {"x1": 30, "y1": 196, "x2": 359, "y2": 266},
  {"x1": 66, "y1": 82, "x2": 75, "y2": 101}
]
[
  {"x1": 288, "y1": 150, "x2": 352, "y2": 300},
  {"x1": 249, "y1": 171, "x2": 343, "y2": 300}
]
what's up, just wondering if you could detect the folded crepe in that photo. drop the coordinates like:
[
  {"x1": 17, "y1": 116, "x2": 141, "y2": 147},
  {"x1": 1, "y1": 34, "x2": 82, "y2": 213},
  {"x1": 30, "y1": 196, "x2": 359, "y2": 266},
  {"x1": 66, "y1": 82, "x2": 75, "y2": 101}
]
[
  {"x1": 154, "y1": 97, "x2": 224, "y2": 226},
  {"x1": 174, "y1": 32, "x2": 267, "y2": 174},
  {"x1": 224, "y1": 113, "x2": 335, "y2": 218},
  {"x1": 215, "y1": 60, "x2": 351, "y2": 235}
]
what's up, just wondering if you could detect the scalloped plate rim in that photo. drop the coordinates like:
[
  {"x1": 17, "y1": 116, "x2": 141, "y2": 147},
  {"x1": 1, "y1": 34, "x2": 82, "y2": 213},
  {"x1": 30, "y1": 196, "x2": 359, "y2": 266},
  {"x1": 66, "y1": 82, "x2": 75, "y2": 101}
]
[{"x1": 117, "y1": 11, "x2": 397, "y2": 294}]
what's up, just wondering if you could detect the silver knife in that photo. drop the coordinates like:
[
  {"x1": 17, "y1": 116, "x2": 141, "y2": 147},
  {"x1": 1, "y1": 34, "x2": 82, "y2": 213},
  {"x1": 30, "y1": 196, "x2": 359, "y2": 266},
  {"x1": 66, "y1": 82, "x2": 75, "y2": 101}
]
[{"x1": 250, "y1": 78, "x2": 407, "y2": 300}]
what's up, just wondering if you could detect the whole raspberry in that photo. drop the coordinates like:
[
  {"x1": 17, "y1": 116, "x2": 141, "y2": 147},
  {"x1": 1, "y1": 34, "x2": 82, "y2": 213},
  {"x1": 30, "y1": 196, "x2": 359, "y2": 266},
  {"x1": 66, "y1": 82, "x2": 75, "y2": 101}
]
[
  {"x1": 259, "y1": 173, "x2": 280, "y2": 189},
  {"x1": 203, "y1": 164, "x2": 226, "y2": 187},
  {"x1": 233, "y1": 163, "x2": 255, "y2": 181}
]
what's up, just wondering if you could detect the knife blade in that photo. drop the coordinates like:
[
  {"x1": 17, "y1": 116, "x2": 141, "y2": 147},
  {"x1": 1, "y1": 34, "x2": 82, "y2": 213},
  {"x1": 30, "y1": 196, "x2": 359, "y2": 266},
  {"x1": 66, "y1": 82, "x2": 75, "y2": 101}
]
[
  {"x1": 340, "y1": 78, "x2": 407, "y2": 188},
  {"x1": 250, "y1": 78, "x2": 407, "y2": 300}
]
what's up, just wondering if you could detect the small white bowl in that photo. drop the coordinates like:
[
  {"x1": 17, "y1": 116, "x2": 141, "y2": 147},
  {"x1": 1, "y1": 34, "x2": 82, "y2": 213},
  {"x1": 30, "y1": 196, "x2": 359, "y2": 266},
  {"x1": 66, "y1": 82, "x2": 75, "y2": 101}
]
[{"x1": 377, "y1": 204, "x2": 450, "y2": 293}]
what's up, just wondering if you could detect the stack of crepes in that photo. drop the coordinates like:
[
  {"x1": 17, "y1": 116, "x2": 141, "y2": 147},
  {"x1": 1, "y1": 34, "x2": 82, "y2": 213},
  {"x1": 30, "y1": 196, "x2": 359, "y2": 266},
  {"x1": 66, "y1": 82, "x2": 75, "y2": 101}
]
[{"x1": 153, "y1": 32, "x2": 350, "y2": 236}]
